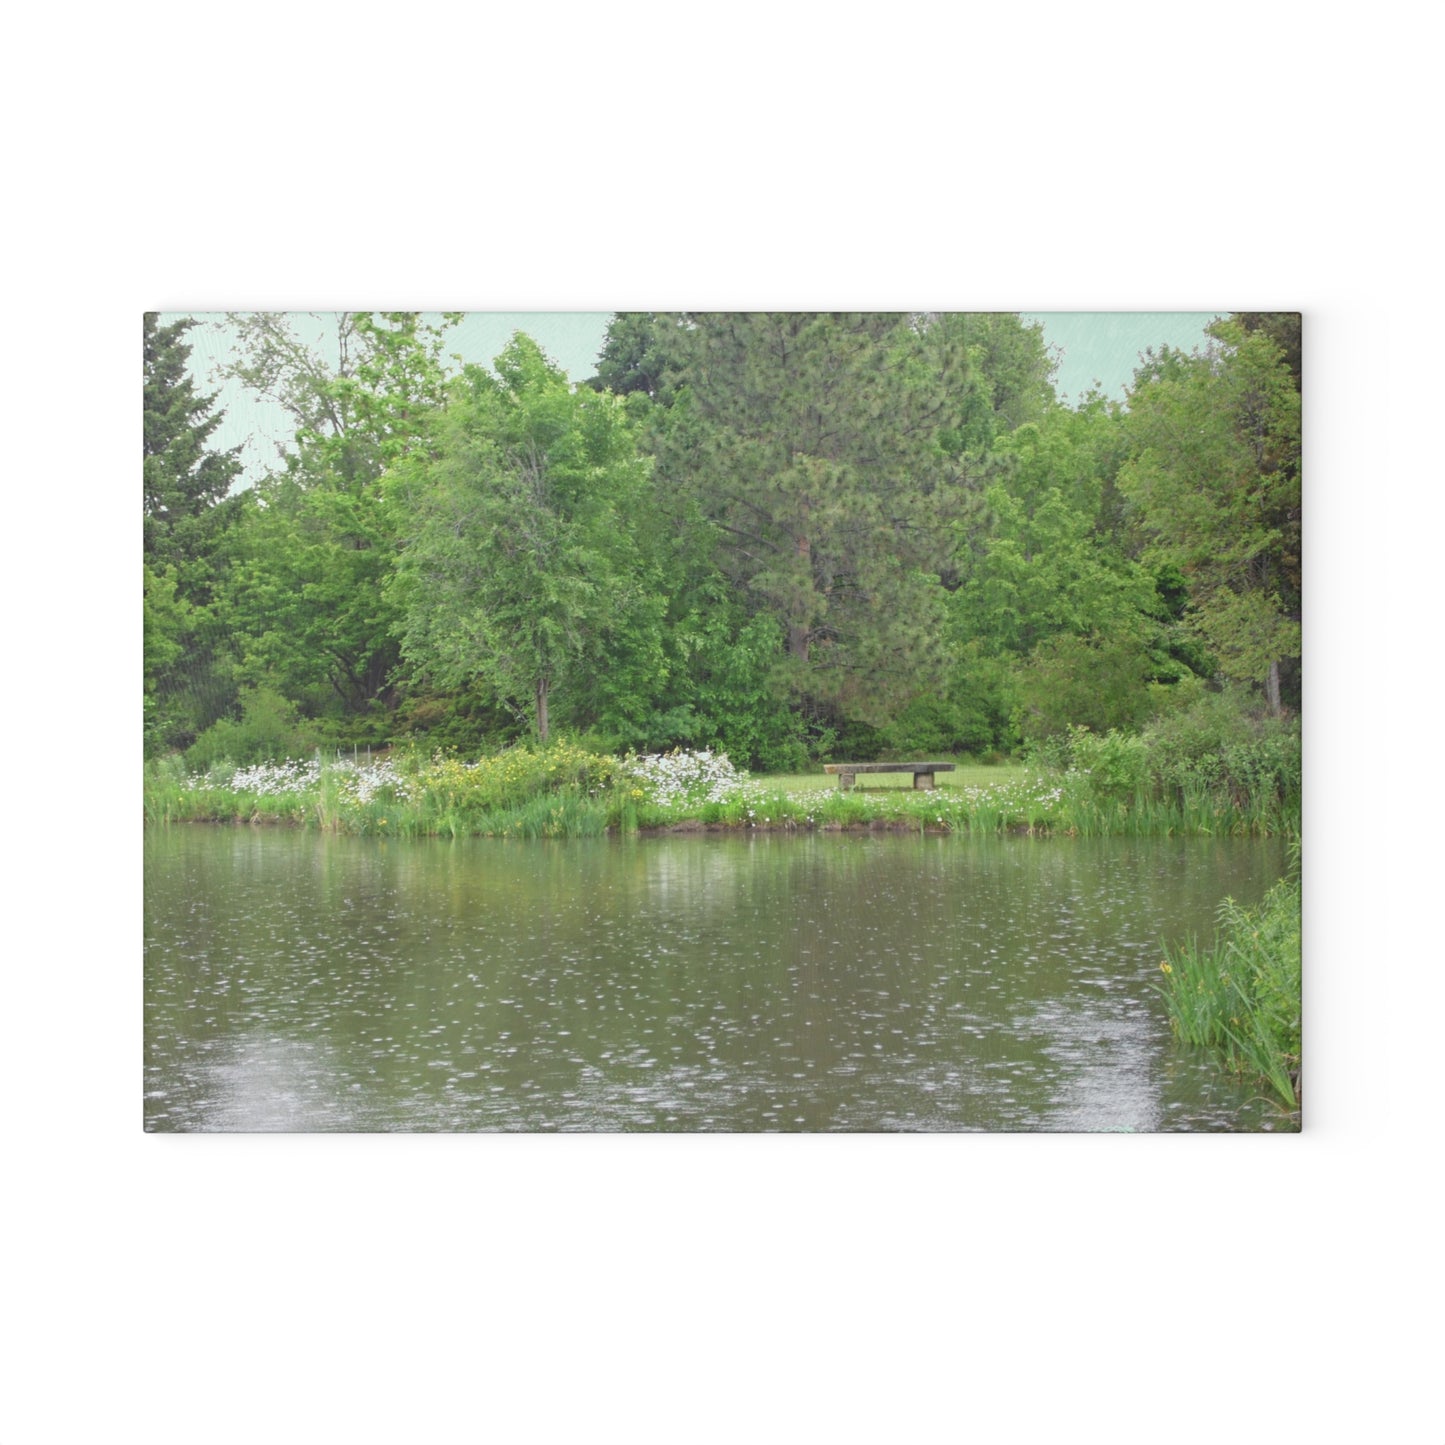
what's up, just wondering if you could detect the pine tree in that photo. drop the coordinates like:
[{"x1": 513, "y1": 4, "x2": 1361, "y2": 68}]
[
  {"x1": 143, "y1": 314, "x2": 242, "y2": 573},
  {"x1": 143, "y1": 314, "x2": 245, "y2": 751},
  {"x1": 655, "y1": 313, "x2": 983, "y2": 728}
]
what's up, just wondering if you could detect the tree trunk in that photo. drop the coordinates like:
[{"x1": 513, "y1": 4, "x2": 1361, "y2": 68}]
[
  {"x1": 536, "y1": 675, "x2": 550, "y2": 743},
  {"x1": 1266, "y1": 659, "x2": 1281, "y2": 718},
  {"x1": 789, "y1": 526, "x2": 812, "y2": 661}
]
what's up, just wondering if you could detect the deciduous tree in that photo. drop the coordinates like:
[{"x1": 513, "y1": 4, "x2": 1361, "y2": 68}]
[
  {"x1": 213, "y1": 313, "x2": 459, "y2": 731},
  {"x1": 389, "y1": 335, "x2": 664, "y2": 743},
  {"x1": 1119, "y1": 318, "x2": 1301, "y2": 714}
]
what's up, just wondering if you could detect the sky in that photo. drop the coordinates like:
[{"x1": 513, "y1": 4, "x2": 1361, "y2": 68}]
[
  {"x1": 1025, "y1": 311, "x2": 1221, "y2": 403},
  {"x1": 165, "y1": 310, "x2": 1222, "y2": 486}
]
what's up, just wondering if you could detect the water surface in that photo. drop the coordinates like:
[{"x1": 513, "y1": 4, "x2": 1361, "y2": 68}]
[{"x1": 144, "y1": 829, "x2": 1293, "y2": 1131}]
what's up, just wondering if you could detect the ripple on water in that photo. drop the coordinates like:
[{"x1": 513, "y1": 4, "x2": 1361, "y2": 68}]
[{"x1": 145, "y1": 830, "x2": 1294, "y2": 1132}]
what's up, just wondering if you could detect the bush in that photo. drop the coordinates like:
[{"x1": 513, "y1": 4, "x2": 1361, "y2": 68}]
[
  {"x1": 1142, "y1": 686, "x2": 1300, "y2": 812},
  {"x1": 1018, "y1": 685, "x2": 1300, "y2": 833},
  {"x1": 389, "y1": 685, "x2": 516, "y2": 754},
  {"x1": 879, "y1": 695, "x2": 995, "y2": 759},
  {"x1": 185, "y1": 685, "x2": 322, "y2": 770},
  {"x1": 408, "y1": 740, "x2": 617, "y2": 816},
  {"x1": 1014, "y1": 631, "x2": 1157, "y2": 744},
  {"x1": 1066, "y1": 726, "x2": 1151, "y2": 802}
]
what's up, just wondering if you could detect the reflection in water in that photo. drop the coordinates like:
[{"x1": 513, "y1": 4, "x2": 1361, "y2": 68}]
[{"x1": 144, "y1": 829, "x2": 1293, "y2": 1132}]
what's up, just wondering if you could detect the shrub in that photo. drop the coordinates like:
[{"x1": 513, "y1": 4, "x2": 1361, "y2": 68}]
[
  {"x1": 1014, "y1": 631, "x2": 1157, "y2": 743},
  {"x1": 412, "y1": 740, "x2": 617, "y2": 816},
  {"x1": 879, "y1": 695, "x2": 994, "y2": 759},
  {"x1": 185, "y1": 685, "x2": 322, "y2": 770},
  {"x1": 1065, "y1": 726, "x2": 1151, "y2": 803},
  {"x1": 1142, "y1": 686, "x2": 1300, "y2": 814}
]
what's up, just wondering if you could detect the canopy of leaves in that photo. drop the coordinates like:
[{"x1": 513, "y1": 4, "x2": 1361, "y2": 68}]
[
  {"x1": 1119, "y1": 318, "x2": 1301, "y2": 707},
  {"x1": 389, "y1": 335, "x2": 664, "y2": 742},
  {"x1": 653, "y1": 312, "x2": 992, "y2": 726}
]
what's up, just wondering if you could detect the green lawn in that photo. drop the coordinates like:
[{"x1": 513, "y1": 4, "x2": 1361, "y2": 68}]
[{"x1": 756, "y1": 764, "x2": 1031, "y2": 793}]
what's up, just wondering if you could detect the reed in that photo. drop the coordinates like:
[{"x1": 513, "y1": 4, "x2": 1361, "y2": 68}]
[{"x1": 1156, "y1": 848, "x2": 1302, "y2": 1108}]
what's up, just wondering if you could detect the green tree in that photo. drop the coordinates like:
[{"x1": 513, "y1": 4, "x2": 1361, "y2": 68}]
[
  {"x1": 919, "y1": 312, "x2": 1059, "y2": 453},
  {"x1": 388, "y1": 335, "x2": 664, "y2": 743},
  {"x1": 584, "y1": 312, "x2": 681, "y2": 403},
  {"x1": 143, "y1": 314, "x2": 244, "y2": 750},
  {"x1": 1119, "y1": 318, "x2": 1301, "y2": 714},
  {"x1": 1235, "y1": 312, "x2": 1301, "y2": 390},
  {"x1": 143, "y1": 314, "x2": 242, "y2": 570},
  {"x1": 944, "y1": 400, "x2": 1179, "y2": 745},
  {"x1": 654, "y1": 312, "x2": 984, "y2": 730},
  {"x1": 212, "y1": 313, "x2": 459, "y2": 735}
]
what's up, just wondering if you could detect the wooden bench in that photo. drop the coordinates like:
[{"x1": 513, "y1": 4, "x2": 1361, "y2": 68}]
[{"x1": 823, "y1": 762, "x2": 956, "y2": 791}]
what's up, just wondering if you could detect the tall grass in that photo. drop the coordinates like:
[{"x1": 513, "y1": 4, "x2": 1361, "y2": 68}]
[{"x1": 1157, "y1": 846, "x2": 1302, "y2": 1108}]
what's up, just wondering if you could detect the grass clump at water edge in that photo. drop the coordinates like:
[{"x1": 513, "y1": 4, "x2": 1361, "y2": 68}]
[{"x1": 1156, "y1": 845, "x2": 1302, "y2": 1110}]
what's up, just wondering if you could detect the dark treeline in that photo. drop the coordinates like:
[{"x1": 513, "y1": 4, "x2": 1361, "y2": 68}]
[{"x1": 143, "y1": 311, "x2": 1301, "y2": 771}]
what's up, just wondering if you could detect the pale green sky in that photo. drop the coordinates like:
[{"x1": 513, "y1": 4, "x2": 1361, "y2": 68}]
[
  {"x1": 1025, "y1": 311, "x2": 1220, "y2": 404},
  {"x1": 164, "y1": 311, "x2": 1221, "y2": 485}
]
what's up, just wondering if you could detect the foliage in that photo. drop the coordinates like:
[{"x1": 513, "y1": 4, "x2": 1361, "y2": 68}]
[
  {"x1": 1013, "y1": 632, "x2": 1160, "y2": 743},
  {"x1": 1157, "y1": 850, "x2": 1302, "y2": 1108},
  {"x1": 388, "y1": 335, "x2": 665, "y2": 744},
  {"x1": 143, "y1": 315, "x2": 246, "y2": 748},
  {"x1": 209, "y1": 313, "x2": 462, "y2": 736},
  {"x1": 145, "y1": 312, "x2": 1304, "y2": 774},
  {"x1": 879, "y1": 694, "x2": 994, "y2": 760},
  {"x1": 919, "y1": 312, "x2": 1059, "y2": 451},
  {"x1": 1119, "y1": 318, "x2": 1301, "y2": 713},
  {"x1": 1026, "y1": 688, "x2": 1301, "y2": 833},
  {"x1": 584, "y1": 312, "x2": 681, "y2": 403},
  {"x1": 1064, "y1": 726, "x2": 1151, "y2": 802},
  {"x1": 185, "y1": 685, "x2": 323, "y2": 770},
  {"x1": 143, "y1": 563, "x2": 188, "y2": 686},
  {"x1": 654, "y1": 312, "x2": 985, "y2": 728},
  {"x1": 945, "y1": 399, "x2": 1186, "y2": 751},
  {"x1": 143, "y1": 314, "x2": 243, "y2": 570},
  {"x1": 1140, "y1": 685, "x2": 1301, "y2": 813},
  {"x1": 404, "y1": 740, "x2": 617, "y2": 814}
]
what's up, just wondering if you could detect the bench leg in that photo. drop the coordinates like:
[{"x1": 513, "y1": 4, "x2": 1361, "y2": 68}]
[
  {"x1": 913, "y1": 772, "x2": 935, "y2": 790},
  {"x1": 838, "y1": 771, "x2": 856, "y2": 791}
]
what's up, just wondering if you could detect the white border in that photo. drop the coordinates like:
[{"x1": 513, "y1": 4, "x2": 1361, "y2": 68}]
[{"x1": 8, "y1": 7, "x2": 1439, "y2": 1443}]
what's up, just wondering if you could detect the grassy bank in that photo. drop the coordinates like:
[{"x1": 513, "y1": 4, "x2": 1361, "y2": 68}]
[
  {"x1": 144, "y1": 740, "x2": 1299, "y2": 840},
  {"x1": 1157, "y1": 847, "x2": 1303, "y2": 1109}
]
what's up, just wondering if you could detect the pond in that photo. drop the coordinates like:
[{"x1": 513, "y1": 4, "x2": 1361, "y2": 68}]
[{"x1": 144, "y1": 828, "x2": 1295, "y2": 1132}]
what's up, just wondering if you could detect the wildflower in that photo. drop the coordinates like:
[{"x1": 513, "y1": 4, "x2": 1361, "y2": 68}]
[{"x1": 1159, "y1": 961, "x2": 1172, "y2": 975}]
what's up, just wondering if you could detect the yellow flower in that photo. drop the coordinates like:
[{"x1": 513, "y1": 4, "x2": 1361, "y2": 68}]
[{"x1": 1159, "y1": 961, "x2": 1172, "y2": 975}]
